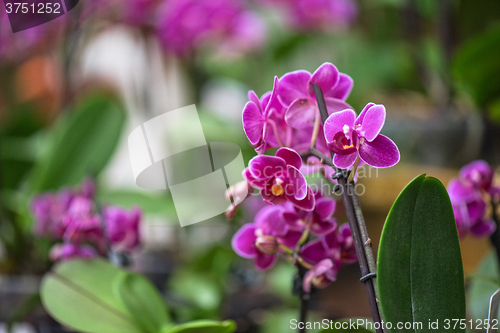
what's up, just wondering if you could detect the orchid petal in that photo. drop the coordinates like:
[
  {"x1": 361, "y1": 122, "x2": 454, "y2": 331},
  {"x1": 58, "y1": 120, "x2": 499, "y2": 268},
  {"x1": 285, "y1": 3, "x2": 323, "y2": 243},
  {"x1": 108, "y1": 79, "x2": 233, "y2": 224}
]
[
  {"x1": 286, "y1": 165, "x2": 308, "y2": 200},
  {"x1": 327, "y1": 73, "x2": 353, "y2": 100},
  {"x1": 310, "y1": 62, "x2": 339, "y2": 93},
  {"x1": 242, "y1": 101, "x2": 265, "y2": 146},
  {"x1": 255, "y1": 251, "x2": 277, "y2": 270},
  {"x1": 323, "y1": 109, "x2": 356, "y2": 144},
  {"x1": 231, "y1": 224, "x2": 257, "y2": 258},
  {"x1": 248, "y1": 90, "x2": 261, "y2": 110},
  {"x1": 278, "y1": 70, "x2": 311, "y2": 107},
  {"x1": 255, "y1": 206, "x2": 288, "y2": 237},
  {"x1": 315, "y1": 197, "x2": 336, "y2": 221},
  {"x1": 279, "y1": 229, "x2": 302, "y2": 249},
  {"x1": 358, "y1": 134, "x2": 400, "y2": 168},
  {"x1": 310, "y1": 220, "x2": 337, "y2": 236},
  {"x1": 333, "y1": 152, "x2": 358, "y2": 169},
  {"x1": 470, "y1": 218, "x2": 496, "y2": 237},
  {"x1": 265, "y1": 76, "x2": 283, "y2": 115},
  {"x1": 286, "y1": 186, "x2": 315, "y2": 211},
  {"x1": 356, "y1": 104, "x2": 386, "y2": 142},
  {"x1": 324, "y1": 97, "x2": 353, "y2": 115},
  {"x1": 301, "y1": 239, "x2": 328, "y2": 264},
  {"x1": 248, "y1": 155, "x2": 286, "y2": 179},
  {"x1": 276, "y1": 147, "x2": 303, "y2": 170},
  {"x1": 243, "y1": 168, "x2": 267, "y2": 189},
  {"x1": 302, "y1": 270, "x2": 315, "y2": 293},
  {"x1": 285, "y1": 98, "x2": 317, "y2": 128}
]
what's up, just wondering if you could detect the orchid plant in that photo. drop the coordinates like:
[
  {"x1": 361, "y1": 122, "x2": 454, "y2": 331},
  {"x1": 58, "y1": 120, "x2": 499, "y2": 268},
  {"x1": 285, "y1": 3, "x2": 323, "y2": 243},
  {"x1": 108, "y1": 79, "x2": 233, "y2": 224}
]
[
  {"x1": 231, "y1": 62, "x2": 402, "y2": 331},
  {"x1": 230, "y1": 62, "x2": 475, "y2": 333},
  {"x1": 31, "y1": 178, "x2": 142, "y2": 263}
]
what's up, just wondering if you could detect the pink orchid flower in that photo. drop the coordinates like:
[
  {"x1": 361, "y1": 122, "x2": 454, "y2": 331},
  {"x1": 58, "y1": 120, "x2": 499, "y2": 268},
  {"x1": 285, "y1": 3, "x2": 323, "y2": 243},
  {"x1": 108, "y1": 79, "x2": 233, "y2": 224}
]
[
  {"x1": 232, "y1": 205, "x2": 301, "y2": 270},
  {"x1": 323, "y1": 102, "x2": 400, "y2": 169},
  {"x1": 279, "y1": 62, "x2": 353, "y2": 129},
  {"x1": 243, "y1": 147, "x2": 315, "y2": 210}
]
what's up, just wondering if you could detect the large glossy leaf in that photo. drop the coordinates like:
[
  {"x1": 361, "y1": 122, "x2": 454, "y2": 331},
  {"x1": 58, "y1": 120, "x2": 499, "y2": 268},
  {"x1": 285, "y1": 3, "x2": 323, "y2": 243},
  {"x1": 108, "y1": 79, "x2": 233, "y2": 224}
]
[
  {"x1": 40, "y1": 259, "x2": 142, "y2": 333},
  {"x1": 378, "y1": 174, "x2": 466, "y2": 332},
  {"x1": 30, "y1": 92, "x2": 125, "y2": 191},
  {"x1": 469, "y1": 252, "x2": 500, "y2": 322},
  {"x1": 114, "y1": 271, "x2": 171, "y2": 333},
  {"x1": 163, "y1": 320, "x2": 236, "y2": 333},
  {"x1": 41, "y1": 259, "x2": 172, "y2": 333}
]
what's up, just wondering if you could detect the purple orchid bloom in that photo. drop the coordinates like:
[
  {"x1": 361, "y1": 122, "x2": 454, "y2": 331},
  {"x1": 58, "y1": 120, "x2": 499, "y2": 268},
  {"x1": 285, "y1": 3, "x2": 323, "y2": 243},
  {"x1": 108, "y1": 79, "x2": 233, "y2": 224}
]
[
  {"x1": 459, "y1": 160, "x2": 499, "y2": 195},
  {"x1": 279, "y1": 62, "x2": 353, "y2": 129},
  {"x1": 104, "y1": 206, "x2": 142, "y2": 252},
  {"x1": 49, "y1": 243, "x2": 96, "y2": 262},
  {"x1": 448, "y1": 178, "x2": 496, "y2": 238},
  {"x1": 323, "y1": 102, "x2": 400, "y2": 169},
  {"x1": 31, "y1": 179, "x2": 95, "y2": 238},
  {"x1": 301, "y1": 223, "x2": 357, "y2": 280},
  {"x1": 336, "y1": 223, "x2": 357, "y2": 263},
  {"x1": 62, "y1": 197, "x2": 103, "y2": 245},
  {"x1": 291, "y1": 0, "x2": 357, "y2": 31},
  {"x1": 232, "y1": 205, "x2": 302, "y2": 270},
  {"x1": 301, "y1": 236, "x2": 341, "y2": 282},
  {"x1": 157, "y1": 0, "x2": 265, "y2": 57},
  {"x1": 303, "y1": 258, "x2": 335, "y2": 293},
  {"x1": 243, "y1": 77, "x2": 290, "y2": 154},
  {"x1": 243, "y1": 147, "x2": 315, "y2": 210},
  {"x1": 283, "y1": 191, "x2": 337, "y2": 236}
]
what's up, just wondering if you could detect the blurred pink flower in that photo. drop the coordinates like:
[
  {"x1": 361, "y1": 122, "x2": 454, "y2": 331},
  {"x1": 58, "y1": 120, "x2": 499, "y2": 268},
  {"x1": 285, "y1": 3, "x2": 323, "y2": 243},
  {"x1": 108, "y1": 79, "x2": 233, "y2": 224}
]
[
  {"x1": 104, "y1": 206, "x2": 142, "y2": 252},
  {"x1": 232, "y1": 205, "x2": 301, "y2": 270},
  {"x1": 156, "y1": 0, "x2": 266, "y2": 57},
  {"x1": 261, "y1": 0, "x2": 357, "y2": 32},
  {"x1": 50, "y1": 243, "x2": 96, "y2": 262}
]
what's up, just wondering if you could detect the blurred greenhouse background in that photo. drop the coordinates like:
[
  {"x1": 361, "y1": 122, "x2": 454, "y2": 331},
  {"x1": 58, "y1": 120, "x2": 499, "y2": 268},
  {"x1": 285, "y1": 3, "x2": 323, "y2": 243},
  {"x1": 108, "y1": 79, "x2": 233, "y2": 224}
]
[{"x1": 1, "y1": 0, "x2": 500, "y2": 332}]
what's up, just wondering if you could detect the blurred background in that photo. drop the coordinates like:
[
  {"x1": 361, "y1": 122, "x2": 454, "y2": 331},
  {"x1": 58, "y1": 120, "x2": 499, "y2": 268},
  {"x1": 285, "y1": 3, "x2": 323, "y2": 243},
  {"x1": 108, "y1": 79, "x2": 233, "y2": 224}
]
[{"x1": 1, "y1": 0, "x2": 500, "y2": 332}]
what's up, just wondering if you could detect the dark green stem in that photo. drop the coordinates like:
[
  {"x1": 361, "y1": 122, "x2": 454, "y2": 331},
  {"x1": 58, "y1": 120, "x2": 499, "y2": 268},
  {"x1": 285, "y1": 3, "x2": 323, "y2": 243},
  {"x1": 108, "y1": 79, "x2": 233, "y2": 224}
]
[{"x1": 311, "y1": 83, "x2": 384, "y2": 333}]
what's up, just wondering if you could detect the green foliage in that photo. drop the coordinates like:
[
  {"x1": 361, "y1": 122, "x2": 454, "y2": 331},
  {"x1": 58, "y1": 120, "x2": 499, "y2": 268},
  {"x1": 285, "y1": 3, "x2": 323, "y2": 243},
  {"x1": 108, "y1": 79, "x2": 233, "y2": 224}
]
[
  {"x1": 162, "y1": 320, "x2": 236, "y2": 333},
  {"x1": 469, "y1": 252, "x2": 500, "y2": 322},
  {"x1": 98, "y1": 190, "x2": 178, "y2": 219},
  {"x1": 114, "y1": 271, "x2": 172, "y2": 333},
  {"x1": 41, "y1": 259, "x2": 144, "y2": 333},
  {"x1": 40, "y1": 259, "x2": 236, "y2": 333},
  {"x1": 453, "y1": 24, "x2": 500, "y2": 112},
  {"x1": 29, "y1": 92, "x2": 126, "y2": 192},
  {"x1": 377, "y1": 174, "x2": 466, "y2": 332}
]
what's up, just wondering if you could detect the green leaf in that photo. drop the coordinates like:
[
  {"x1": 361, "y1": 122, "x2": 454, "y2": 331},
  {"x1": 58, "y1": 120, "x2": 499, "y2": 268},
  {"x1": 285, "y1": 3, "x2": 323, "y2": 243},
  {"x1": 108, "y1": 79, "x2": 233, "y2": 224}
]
[
  {"x1": 163, "y1": 320, "x2": 236, "y2": 333},
  {"x1": 377, "y1": 174, "x2": 466, "y2": 332},
  {"x1": 453, "y1": 24, "x2": 500, "y2": 109},
  {"x1": 114, "y1": 271, "x2": 171, "y2": 333},
  {"x1": 30, "y1": 92, "x2": 125, "y2": 192},
  {"x1": 320, "y1": 318, "x2": 375, "y2": 332},
  {"x1": 40, "y1": 259, "x2": 142, "y2": 333},
  {"x1": 469, "y1": 252, "x2": 500, "y2": 321}
]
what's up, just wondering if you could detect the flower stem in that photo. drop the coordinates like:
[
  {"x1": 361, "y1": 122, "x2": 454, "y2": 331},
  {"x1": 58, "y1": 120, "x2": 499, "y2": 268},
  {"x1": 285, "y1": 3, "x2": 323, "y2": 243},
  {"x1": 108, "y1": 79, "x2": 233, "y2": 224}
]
[
  {"x1": 298, "y1": 264, "x2": 309, "y2": 333},
  {"x1": 311, "y1": 83, "x2": 385, "y2": 333},
  {"x1": 310, "y1": 111, "x2": 322, "y2": 148}
]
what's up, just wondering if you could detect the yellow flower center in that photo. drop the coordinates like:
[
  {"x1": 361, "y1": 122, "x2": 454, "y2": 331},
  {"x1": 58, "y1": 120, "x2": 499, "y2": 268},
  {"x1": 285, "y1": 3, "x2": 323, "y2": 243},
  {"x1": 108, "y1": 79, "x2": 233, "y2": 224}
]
[
  {"x1": 272, "y1": 184, "x2": 284, "y2": 196},
  {"x1": 343, "y1": 144, "x2": 354, "y2": 149}
]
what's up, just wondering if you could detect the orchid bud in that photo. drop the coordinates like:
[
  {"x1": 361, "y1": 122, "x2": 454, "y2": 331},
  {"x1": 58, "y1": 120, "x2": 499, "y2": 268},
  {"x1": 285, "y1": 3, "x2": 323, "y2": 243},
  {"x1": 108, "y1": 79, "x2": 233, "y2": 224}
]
[
  {"x1": 225, "y1": 204, "x2": 238, "y2": 221},
  {"x1": 312, "y1": 274, "x2": 331, "y2": 289},
  {"x1": 255, "y1": 235, "x2": 279, "y2": 255}
]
